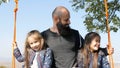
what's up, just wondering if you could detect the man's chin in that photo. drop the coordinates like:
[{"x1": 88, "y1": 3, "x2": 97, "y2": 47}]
[{"x1": 59, "y1": 28, "x2": 71, "y2": 36}]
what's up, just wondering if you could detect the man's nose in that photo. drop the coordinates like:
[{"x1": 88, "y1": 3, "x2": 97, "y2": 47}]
[{"x1": 67, "y1": 20, "x2": 71, "y2": 24}]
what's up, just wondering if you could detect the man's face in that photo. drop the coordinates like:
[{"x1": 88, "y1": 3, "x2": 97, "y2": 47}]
[
  {"x1": 56, "y1": 10, "x2": 71, "y2": 36},
  {"x1": 57, "y1": 18, "x2": 71, "y2": 36}
]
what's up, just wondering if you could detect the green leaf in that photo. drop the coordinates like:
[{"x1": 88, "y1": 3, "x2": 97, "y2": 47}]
[{"x1": 70, "y1": 0, "x2": 120, "y2": 33}]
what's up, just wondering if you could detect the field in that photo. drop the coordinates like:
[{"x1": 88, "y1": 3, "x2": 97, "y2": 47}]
[
  {"x1": 0, "y1": 61, "x2": 22, "y2": 68},
  {"x1": 0, "y1": 61, "x2": 120, "y2": 68}
]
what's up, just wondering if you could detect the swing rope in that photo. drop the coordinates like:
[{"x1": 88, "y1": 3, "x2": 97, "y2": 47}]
[
  {"x1": 104, "y1": 0, "x2": 114, "y2": 68},
  {"x1": 12, "y1": 0, "x2": 18, "y2": 68}
]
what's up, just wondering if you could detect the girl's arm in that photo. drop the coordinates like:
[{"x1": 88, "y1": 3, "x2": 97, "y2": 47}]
[
  {"x1": 13, "y1": 42, "x2": 24, "y2": 62},
  {"x1": 43, "y1": 48, "x2": 53, "y2": 68},
  {"x1": 102, "y1": 56, "x2": 110, "y2": 68},
  {"x1": 99, "y1": 45, "x2": 114, "y2": 56}
]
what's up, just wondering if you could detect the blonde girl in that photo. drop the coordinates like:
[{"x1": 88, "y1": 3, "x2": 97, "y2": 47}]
[{"x1": 13, "y1": 30, "x2": 52, "y2": 68}]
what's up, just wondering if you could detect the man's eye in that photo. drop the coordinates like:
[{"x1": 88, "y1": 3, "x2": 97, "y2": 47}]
[
  {"x1": 34, "y1": 41, "x2": 37, "y2": 43},
  {"x1": 65, "y1": 19, "x2": 68, "y2": 22}
]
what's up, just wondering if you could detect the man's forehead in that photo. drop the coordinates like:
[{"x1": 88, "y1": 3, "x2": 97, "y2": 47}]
[{"x1": 61, "y1": 12, "x2": 70, "y2": 19}]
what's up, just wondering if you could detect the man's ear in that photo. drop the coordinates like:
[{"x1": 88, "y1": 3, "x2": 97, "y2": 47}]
[{"x1": 54, "y1": 15, "x2": 59, "y2": 22}]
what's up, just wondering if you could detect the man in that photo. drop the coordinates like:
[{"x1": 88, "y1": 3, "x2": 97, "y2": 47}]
[{"x1": 41, "y1": 6, "x2": 113, "y2": 68}]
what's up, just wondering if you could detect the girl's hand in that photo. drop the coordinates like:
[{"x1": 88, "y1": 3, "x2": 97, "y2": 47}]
[
  {"x1": 107, "y1": 45, "x2": 114, "y2": 55},
  {"x1": 12, "y1": 42, "x2": 17, "y2": 49}
]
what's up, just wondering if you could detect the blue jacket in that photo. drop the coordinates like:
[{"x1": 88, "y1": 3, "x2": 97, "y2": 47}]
[
  {"x1": 77, "y1": 50, "x2": 110, "y2": 68},
  {"x1": 14, "y1": 47, "x2": 53, "y2": 68}
]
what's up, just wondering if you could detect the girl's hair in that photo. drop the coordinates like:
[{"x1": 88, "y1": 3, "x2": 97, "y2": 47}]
[
  {"x1": 24, "y1": 30, "x2": 45, "y2": 68},
  {"x1": 80, "y1": 32, "x2": 100, "y2": 68}
]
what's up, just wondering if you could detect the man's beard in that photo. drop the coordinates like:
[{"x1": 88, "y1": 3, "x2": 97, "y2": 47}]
[{"x1": 57, "y1": 21, "x2": 71, "y2": 36}]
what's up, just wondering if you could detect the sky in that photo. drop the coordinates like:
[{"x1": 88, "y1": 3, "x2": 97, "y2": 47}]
[{"x1": 0, "y1": 0, "x2": 120, "y2": 64}]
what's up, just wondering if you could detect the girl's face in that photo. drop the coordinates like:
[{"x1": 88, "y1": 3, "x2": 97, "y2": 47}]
[
  {"x1": 28, "y1": 34, "x2": 41, "y2": 51},
  {"x1": 90, "y1": 36, "x2": 100, "y2": 52}
]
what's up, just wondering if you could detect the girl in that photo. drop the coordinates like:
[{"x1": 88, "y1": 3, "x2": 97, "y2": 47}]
[
  {"x1": 77, "y1": 32, "x2": 110, "y2": 68},
  {"x1": 13, "y1": 30, "x2": 52, "y2": 68}
]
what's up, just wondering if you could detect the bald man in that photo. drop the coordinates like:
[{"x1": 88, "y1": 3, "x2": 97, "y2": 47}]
[
  {"x1": 41, "y1": 6, "x2": 112, "y2": 68},
  {"x1": 42, "y1": 6, "x2": 83, "y2": 68}
]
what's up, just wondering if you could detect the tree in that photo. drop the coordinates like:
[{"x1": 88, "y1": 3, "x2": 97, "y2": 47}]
[
  {"x1": 70, "y1": 0, "x2": 120, "y2": 33},
  {"x1": 0, "y1": 0, "x2": 9, "y2": 5}
]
